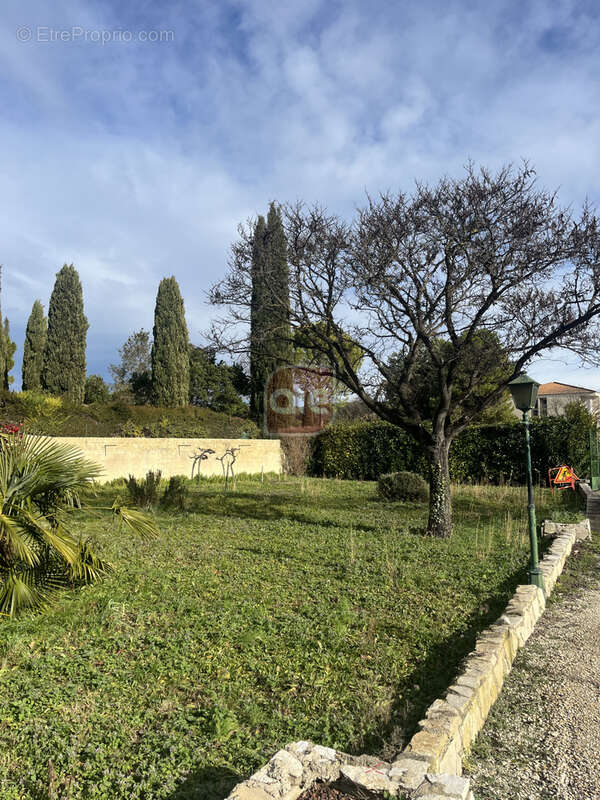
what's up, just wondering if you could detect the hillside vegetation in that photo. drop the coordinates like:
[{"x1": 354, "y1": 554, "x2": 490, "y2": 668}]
[{"x1": 0, "y1": 391, "x2": 258, "y2": 439}]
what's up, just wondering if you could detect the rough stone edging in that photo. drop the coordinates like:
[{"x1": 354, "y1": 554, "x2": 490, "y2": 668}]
[
  {"x1": 226, "y1": 741, "x2": 475, "y2": 800},
  {"x1": 403, "y1": 518, "x2": 589, "y2": 778},
  {"x1": 226, "y1": 520, "x2": 589, "y2": 800}
]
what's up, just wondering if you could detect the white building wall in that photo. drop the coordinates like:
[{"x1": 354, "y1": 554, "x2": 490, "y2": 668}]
[{"x1": 510, "y1": 392, "x2": 600, "y2": 419}]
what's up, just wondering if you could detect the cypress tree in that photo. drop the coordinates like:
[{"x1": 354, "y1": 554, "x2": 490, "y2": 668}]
[
  {"x1": 0, "y1": 267, "x2": 7, "y2": 385},
  {"x1": 0, "y1": 267, "x2": 16, "y2": 390},
  {"x1": 265, "y1": 202, "x2": 291, "y2": 363},
  {"x1": 41, "y1": 264, "x2": 88, "y2": 403},
  {"x1": 249, "y1": 203, "x2": 292, "y2": 427},
  {"x1": 22, "y1": 300, "x2": 47, "y2": 391},
  {"x1": 3, "y1": 319, "x2": 16, "y2": 390},
  {"x1": 151, "y1": 277, "x2": 189, "y2": 406},
  {"x1": 0, "y1": 326, "x2": 5, "y2": 389},
  {"x1": 250, "y1": 215, "x2": 268, "y2": 420}
]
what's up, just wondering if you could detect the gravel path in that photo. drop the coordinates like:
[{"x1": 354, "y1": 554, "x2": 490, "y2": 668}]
[{"x1": 467, "y1": 554, "x2": 600, "y2": 800}]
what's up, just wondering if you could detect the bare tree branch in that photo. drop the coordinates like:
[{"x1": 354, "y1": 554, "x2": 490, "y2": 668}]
[{"x1": 210, "y1": 163, "x2": 600, "y2": 536}]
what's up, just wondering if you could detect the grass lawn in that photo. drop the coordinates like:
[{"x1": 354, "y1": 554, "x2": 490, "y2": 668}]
[{"x1": 0, "y1": 477, "x2": 578, "y2": 800}]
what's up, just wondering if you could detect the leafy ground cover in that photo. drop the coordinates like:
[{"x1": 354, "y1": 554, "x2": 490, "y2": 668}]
[{"x1": 0, "y1": 478, "x2": 578, "y2": 799}]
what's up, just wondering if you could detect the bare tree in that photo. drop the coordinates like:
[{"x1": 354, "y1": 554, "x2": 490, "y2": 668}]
[{"x1": 211, "y1": 163, "x2": 600, "y2": 537}]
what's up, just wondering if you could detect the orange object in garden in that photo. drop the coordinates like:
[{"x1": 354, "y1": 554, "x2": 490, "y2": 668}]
[{"x1": 548, "y1": 465, "x2": 579, "y2": 491}]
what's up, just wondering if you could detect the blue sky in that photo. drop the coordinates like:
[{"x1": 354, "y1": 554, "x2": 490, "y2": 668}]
[{"x1": 1, "y1": 0, "x2": 600, "y2": 389}]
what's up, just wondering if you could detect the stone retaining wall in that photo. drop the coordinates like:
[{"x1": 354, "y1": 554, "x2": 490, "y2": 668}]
[
  {"x1": 226, "y1": 519, "x2": 587, "y2": 800},
  {"x1": 52, "y1": 437, "x2": 282, "y2": 481},
  {"x1": 401, "y1": 520, "x2": 587, "y2": 778}
]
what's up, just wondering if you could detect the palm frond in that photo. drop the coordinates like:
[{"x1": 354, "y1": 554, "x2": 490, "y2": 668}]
[
  {"x1": 112, "y1": 504, "x2": 159, "y2": 541},
  {"x1": 68, "y1": 541, "x2": 112, "y2": 583},
  {"x1": 0, "y1": 563, "x2": 66, "y2": 617},
  {"x1": 0, "y1": 434, "x2": 158, "y2": 618},
  {"x1": 0, "y1": 435, "x2": 102, "y2": 504},
  {"x1": 3, "y1": 506, "x2": 80, "y2": 566},
  {"x1": 38, "y1": 522, "x2": 81, "y2": 566},
  {"x1": 0, "y1": 513, "x2": 39, "y2": 566}
]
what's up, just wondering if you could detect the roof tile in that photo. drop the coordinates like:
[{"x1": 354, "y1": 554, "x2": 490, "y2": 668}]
[{"x1": 538, "y1": 381, "x2": 597, "y2": 396}]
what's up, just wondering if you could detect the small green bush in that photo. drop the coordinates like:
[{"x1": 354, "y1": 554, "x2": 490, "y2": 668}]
[
  {"x1": 126, "y1": 470, "x2": 162, "y2": 509},
  {"x1": 7, "y1": 391, "x2": 64, "y2": 431},
  {"x1": 120, "y1": 420, "x2": 144, "y2": 437},
  {"x1": 378, "y1": 470, "x2": 429, "y2": 501},
  {"x1": 160, "y1": 476, "x2": 188, "y2": 511},
  {"x1": 84, "y1": 375, "x2": 110, "y2": 404}
]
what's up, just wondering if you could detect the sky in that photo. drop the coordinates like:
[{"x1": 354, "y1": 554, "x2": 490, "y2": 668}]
[{"x1": 1, "y1": 0, "x2": 600, "y2": 390}]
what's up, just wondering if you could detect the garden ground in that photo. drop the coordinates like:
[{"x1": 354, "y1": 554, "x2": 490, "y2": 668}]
[{"x1": 0, "y1": 477, "x2": 580, "y2": 800}]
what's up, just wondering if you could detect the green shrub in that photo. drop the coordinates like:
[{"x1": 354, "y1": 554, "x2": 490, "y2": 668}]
[
  {"x1": 84, "y1": 375, "x2": 110, "y2": 404},
  {"x1": 8, "y1": 390, "x2": 63, "y2": 421},
  {"x1": 450, "y1": 413, "x2": 592, "y2": 484},
  {"x1": 378, "y1": 470, "x2": 429, "y2": 501},
  {"x1": 310, "y1": 408, "x2": 595, "y2": 486},
  {"x1": 160, "y1": 476, "x2": 188, "y2": 511},
  {"x1": 120, "y1": 420, "x2": 144, "y2": 437},
  {"x1": 126, "y1": 470, "x2": 162, "y2": 509}
]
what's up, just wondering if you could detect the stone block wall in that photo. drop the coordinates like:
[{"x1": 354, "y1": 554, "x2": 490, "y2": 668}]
[{"x1": 53, "y1": 437, "x2": 282, "y2": 482}]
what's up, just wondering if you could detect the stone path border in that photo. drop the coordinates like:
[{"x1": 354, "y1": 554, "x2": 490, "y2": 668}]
[
  {"x1": 225, "y1": 519, "x2": 590, "y2": 800},
  {"x1": 467, "y1": 576, "x2": 600, "y2": 798}
]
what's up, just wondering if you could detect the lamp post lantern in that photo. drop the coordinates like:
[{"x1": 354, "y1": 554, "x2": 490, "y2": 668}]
[{"x1": 508, "y1": 374, "x2": 544, "y2": 593}]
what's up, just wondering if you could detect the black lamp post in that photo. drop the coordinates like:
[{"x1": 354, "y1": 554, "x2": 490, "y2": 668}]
[{"x1": 508, "y1": 374, "x2": 544, "y2": 592}]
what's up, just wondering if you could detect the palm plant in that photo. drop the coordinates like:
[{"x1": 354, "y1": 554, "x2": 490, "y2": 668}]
[{"x1": 0, "y1": 434, "x2": 157, "y2": 617}]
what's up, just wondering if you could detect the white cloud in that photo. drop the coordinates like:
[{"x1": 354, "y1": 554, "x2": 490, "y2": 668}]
[{"x1": 0, "y1": 0, "x2": 599, "y2": 387}]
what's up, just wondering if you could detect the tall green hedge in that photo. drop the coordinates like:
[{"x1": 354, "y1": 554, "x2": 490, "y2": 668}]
[
  {"x1": 309, "y1": 421, "x2": 426, "y2": 480},
  {"x1": 309, "y1": 414, "x2": 593, "y2": 485}
]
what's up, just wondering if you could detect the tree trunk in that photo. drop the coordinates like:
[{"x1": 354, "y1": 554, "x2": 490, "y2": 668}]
[{"x1": 426, "y1": 439, "x2": 452, "y2": 537}]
